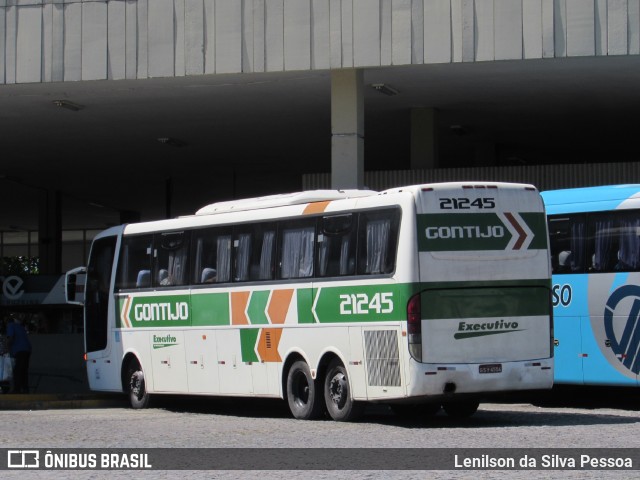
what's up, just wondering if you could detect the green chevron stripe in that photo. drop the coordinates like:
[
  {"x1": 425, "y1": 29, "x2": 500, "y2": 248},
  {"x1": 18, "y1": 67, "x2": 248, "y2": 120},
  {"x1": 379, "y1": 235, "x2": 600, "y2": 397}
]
[{"x1": 247, "y1": 290, "x2": 270, "y2": 325}]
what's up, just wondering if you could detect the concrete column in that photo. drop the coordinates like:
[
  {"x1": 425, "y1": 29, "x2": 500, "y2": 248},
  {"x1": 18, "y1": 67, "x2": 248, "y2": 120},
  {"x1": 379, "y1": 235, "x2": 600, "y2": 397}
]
[
  {"x1": 410, "y1": 108, "x2": 439, "y2": 169},
  {"x1": 331, "y1": 69, "x2": 364, "y2": 189},
  {"x1": 38, "y1": 189, "x2": 62, "y2": 275}
]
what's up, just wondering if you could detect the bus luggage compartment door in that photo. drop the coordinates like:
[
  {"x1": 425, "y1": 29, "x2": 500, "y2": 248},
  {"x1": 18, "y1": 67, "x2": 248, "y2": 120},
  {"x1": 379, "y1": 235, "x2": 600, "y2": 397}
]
[{"x1": 418, "y1": 286, "x2": 551, "y2": 364}]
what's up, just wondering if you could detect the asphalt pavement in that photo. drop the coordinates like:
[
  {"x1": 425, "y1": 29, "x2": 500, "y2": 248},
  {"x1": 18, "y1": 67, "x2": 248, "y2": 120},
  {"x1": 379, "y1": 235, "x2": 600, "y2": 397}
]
[{"x1": 0, "y1": 392, "x2": 127, "y2": 410}]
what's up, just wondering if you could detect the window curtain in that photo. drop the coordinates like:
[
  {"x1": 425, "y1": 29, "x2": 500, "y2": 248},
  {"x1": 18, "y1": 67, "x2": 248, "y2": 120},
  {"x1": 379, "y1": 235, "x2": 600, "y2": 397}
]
[
  {"x1": 167, "y1": 246, "x2": 188, "y2": 285},
  {"x1": 570, "y1": 220, "x2": 585, "y2": 272},
  {"x1": 593, "y1": 219, "x2": 614, "y2": 271},
  {"x1": 365, "y1": 219, "x2": 390, "y2": 274},
  {"x1": 318, "y1": 236, "x2": 330, "y2": 276},
  {"x1": 339, "y1": 236, "x2": 351, "y2": 275},
  {"x1": 618, "y1": 218, "x2": 640, "y2": 270},
  {"x1": 259, "y1": 231, "x2": 275, "y2": 279},
  {"x1": 282, "y1": 227, "x2": 314, "y2": 278},
  {"x1": 193, "y1": 238, "x2": 203, "y2": 283},
  {"x1": 217, "y1": 235, "x2": 232, "y2": 282},
  {"x1": 235, "y1": 234, "x2": 251, "y2": 281}
]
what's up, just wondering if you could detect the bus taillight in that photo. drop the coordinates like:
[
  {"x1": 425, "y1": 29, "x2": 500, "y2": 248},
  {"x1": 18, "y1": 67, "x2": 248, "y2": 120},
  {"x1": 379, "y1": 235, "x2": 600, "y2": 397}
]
[{"x1": 407, "y1": 294, "x2": 422, "y2": 362}]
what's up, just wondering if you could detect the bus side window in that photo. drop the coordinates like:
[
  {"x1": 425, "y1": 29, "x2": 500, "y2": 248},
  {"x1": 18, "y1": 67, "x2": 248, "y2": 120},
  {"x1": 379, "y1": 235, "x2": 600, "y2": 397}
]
[
  {"x1": 115, "y1": 235, "x2": 153, "y2": 290},
  {"x1": 191, "y1": 228, "x2": 232, "y2": 284},
  {"x1": 234, "y1": 223, "x2": 276, "y2": 282},
  {"x1": 154, "y1": 231, "x2": 190, "y2": 287},
  {"x1": 613, "y1": 211, "x2": 640, "y2": 272},
  {"x1": 318, "y1": 214, "x2": 355, "y2": 277},
  {"x1": 548, "y1": 217, "x2": 571, "y2": 274},
  {"x1": 280, "y1": 219, "x2": 316, "y2": 279},
  {"x1": 548, "y1": 215, "x2": 585, "y2": 274},
  {"x1": 357, "y1": 208, "x2": 401, "y2": 276},
  {"x1": 588, "y1": 214, "x2": 621, "y2": 273}
]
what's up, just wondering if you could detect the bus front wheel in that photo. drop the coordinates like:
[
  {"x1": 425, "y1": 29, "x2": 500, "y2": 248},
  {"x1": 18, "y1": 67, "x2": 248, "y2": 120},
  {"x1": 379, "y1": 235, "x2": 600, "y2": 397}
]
[
  {"x1": 324, "y1": 359, "x2": 363, "y2": 422},
  {"x1": 127, "y1": 361, "x2": 150, "y2": 409},
  {"x1": 286, "y1": 360, "x2": 323, "y2": 420}
]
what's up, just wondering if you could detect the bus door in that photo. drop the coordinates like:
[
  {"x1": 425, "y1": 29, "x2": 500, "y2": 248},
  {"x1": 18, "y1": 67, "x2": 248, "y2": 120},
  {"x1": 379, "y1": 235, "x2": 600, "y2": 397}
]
[
  {"x1": 551, "y1": 277, "x2": 585, "y2": 384},
  {"x1": 83, "y1": 232, "x2": 122, "y2": 391}
]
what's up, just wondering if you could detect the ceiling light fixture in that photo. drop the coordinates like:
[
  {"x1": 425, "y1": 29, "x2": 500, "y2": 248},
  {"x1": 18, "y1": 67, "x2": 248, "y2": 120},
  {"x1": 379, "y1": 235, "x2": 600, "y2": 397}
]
[
  {"x1": 450, "y1": 125, "x2": 469, "y2": 136},
  {"x1": 371, "y1": 83, "x2": 400, "y2": 96},
  {"x1": 53, "y1": 100, "x2": 84, "y2": 111},
  {"x1": 157, "y1": 137, "x2": 187, "y2": 147}
]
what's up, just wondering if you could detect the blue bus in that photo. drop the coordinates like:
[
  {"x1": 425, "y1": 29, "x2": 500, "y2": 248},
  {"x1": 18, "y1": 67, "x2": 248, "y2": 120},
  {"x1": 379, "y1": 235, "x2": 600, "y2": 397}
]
[{"x1": 542, "y1": 185, "x2": 640, "y2": 386}]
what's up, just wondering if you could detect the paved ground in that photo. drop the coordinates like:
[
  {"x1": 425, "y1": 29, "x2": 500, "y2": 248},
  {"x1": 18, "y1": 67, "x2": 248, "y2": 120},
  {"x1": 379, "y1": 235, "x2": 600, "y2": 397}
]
[{"x1": 0, "y1": 389, "x2": 639, "y2": 479}]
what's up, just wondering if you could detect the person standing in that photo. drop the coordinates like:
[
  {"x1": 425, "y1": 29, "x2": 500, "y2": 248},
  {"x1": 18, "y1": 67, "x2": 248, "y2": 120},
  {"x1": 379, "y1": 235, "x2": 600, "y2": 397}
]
[{"x1": 6, "y1": 315, "x2": 31, "y2": 394}]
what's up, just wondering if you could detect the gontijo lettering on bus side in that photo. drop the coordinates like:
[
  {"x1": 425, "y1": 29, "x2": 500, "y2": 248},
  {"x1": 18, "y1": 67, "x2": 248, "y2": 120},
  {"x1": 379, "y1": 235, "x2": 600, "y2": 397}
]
[
  {"x1": 118, "y1": 284, "x2": 413, "y2": 328},
  {"x1": 119, "y1": 295, "x2": 191, "y2": 328},
  {"x1": 417, "y1": 212, "x2": 547, "y2": 252}
]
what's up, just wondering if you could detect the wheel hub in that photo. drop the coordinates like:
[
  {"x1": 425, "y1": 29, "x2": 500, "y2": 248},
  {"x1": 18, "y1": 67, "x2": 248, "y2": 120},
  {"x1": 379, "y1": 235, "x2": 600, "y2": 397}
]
[
  {"x1": 329, "y1": 373, "x2": 347, "y2": 408},
  {"x1": 294, "y1": 372, "x2": 310, "y2": 406},
  {"x1": 130, "y1": 372, "x2": 143, "y2": 399}
]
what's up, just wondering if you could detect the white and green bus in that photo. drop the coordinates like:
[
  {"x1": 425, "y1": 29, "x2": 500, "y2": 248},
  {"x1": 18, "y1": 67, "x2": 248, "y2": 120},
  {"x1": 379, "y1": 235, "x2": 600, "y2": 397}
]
[{"x1": 67, "y1": 182, "x2": 553, "y2": 421}]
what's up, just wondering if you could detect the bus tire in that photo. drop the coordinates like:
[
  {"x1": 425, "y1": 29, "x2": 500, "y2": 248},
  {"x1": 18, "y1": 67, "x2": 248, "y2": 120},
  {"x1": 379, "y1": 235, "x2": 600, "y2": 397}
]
[
  {"x1": 127, "y1": 361, "x2": 150, "y2": 410},
  {"x1": 324, "y1": 359, "x2": 363, "y2": 422},
  {"x1": 286, "y1": 360, "x2": 323, "y2": 420},
  {"x1": 442, "y1": 400, "x2": 479, "y2": 418}
]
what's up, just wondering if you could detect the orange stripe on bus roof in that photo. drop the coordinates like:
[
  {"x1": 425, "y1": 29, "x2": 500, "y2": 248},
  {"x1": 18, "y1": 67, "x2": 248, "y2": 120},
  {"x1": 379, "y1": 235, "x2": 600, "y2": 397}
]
[{"x1": 302, "y1": 201, "x2": 331, "y2": 215}]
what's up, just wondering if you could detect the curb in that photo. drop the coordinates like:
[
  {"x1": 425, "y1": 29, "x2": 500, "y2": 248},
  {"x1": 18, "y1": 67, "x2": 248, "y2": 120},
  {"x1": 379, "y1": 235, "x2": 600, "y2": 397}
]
[{"x1": 0, "y1": 394, "x2": 128, "y2": 410}]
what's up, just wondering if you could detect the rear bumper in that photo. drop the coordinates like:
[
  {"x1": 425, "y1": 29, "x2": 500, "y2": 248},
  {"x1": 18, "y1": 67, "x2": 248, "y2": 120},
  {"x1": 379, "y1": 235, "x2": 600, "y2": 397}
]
[{"x1": 405, "y1": 358, "x2": 554, "y2": 398}]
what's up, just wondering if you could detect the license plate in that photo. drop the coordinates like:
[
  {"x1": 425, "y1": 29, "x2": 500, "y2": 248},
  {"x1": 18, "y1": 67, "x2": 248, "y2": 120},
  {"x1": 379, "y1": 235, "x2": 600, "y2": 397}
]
[{"x1": 479, "y1": 363, "x2": 502, "y2": 374}]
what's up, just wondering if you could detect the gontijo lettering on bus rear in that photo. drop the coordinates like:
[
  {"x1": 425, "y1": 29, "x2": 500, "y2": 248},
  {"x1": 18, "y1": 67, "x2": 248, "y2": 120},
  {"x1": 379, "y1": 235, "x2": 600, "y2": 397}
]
[{"x1": 417, "y1": 212, "x2": 547, "y2": 252}]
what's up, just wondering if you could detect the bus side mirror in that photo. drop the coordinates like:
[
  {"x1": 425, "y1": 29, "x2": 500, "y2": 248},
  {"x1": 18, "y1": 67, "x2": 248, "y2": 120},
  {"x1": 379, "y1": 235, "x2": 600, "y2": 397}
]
[{"x1": 65, "y1": 266, "x2": 87, "y2": 306}]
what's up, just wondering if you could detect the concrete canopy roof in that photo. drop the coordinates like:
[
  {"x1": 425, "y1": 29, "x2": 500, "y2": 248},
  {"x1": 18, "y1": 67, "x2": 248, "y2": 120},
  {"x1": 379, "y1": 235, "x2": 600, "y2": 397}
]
[{"x1": 1, "y1": 55, "x2": 639, "y2": 232}]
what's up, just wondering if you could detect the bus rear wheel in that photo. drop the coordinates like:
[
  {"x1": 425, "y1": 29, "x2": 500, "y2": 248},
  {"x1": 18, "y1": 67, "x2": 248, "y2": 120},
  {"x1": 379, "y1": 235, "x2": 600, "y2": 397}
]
[
  {"x1": 126, "y1": 361, "x2": 150, "y2": 409},
  {"x1": 324, "y1": 359, "x2": 363, "y2": 422},
  {"x1": 442, "y1": 400, "x2": 479, "y2": 418},
  {"x1": 286, "y1": 360, "x2": 324, "y2": 420}
]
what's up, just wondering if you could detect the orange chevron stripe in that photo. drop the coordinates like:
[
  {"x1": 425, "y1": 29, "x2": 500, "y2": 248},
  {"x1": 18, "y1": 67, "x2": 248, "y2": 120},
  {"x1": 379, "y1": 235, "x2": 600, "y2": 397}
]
[
  {"x1": 268, "y1": 289, "x2": 294, "y2": 324},
  {"x1": 303, "y1": 201, "x2": 331, "y2": 215},
  {"x1": 122, "y1": 296, "x2": 132, "y2": 328},
  {"x1": 257, "y1": 328, "x2": 283, "y2": 362},
  {"x1": 231, "y1": 291, "x2": 250, "y2": 325}
]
